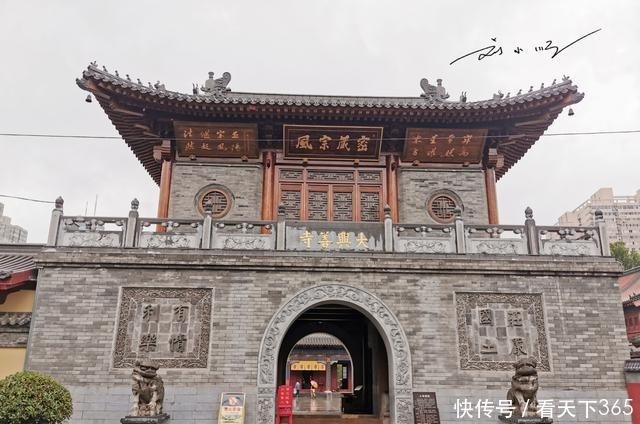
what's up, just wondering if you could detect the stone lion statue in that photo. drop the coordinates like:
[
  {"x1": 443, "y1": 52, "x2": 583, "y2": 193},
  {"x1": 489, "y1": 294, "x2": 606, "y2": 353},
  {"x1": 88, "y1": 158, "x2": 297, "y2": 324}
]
[
  {"x1": 130, "y1": 359, "x2": 165, "y2": 417},
  {"x1": 506, "y1": 357, "x2": 539, "y2": 417}
]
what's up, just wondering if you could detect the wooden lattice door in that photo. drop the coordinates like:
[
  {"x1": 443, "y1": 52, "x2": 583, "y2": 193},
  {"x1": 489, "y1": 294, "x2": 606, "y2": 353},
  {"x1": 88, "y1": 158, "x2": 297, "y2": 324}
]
[{"x1": 275, "y1": 167, "x2": 385, "y2": 222}]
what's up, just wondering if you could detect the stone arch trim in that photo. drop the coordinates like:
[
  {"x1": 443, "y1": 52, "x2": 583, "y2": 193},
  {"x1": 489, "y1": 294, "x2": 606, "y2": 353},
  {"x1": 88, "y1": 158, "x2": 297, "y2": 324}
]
[{"x1": 256, "y1": 284, "x2": 414, "y2": 424}]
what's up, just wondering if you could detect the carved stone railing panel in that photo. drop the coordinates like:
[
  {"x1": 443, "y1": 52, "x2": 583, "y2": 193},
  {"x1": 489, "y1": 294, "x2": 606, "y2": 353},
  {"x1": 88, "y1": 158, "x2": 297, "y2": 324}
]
[
  {"x1": 541, "y1": 240, "x2": 600, "y2": 256},
  {"x1": 58, "y1": 216, "x2": 125, "y2": 247},
  {"x1": 467, "y1": 238, "x2": 528, "y2": 255},
  {"x1": 538, "y1": 226, "x2": 601, "y2": 256},
  {"x1": 465, "y1": 226, "x2": 528, "y2": 255},
  {"x1": 60, "y1": 231, "x2": 123, "y2": 247},
  {"x1": 138, "y1": 232, "x2": 200, "y2": 249},
  {"x1": 211, "y1": 221, "x2": 276, "y2": 250},
  {"x1": 214, "y1": 234, "x2": 275, "y2": 250},
  {"x1": 137, "y1": 218, "x2": 203, "y2": 249},
  {"x1": 393, "y1": 225, "x2": 455, "y2": 254}
]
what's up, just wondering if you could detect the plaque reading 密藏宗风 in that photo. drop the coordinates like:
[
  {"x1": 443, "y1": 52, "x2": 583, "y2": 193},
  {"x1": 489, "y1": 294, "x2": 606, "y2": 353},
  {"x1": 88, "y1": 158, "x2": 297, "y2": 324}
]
[
  {"x1": 402, "y1": 128, "x2": 487, "y2": 164},
  {"x1": 174, "y1": 122, "x2": 258, "y2": 159},
  {"x1": 284, "y1": 125, "x2": 383, "y2": 160}
]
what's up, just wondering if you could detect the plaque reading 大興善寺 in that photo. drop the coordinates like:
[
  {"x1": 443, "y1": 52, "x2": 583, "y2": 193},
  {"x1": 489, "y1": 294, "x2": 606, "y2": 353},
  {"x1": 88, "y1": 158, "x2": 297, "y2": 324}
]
[
  {"x1": 413, "y1": 392, "x2": 441, "y2": 424},
  {"x1": 402, "y1": 128, "x2": 487, "y2": 164},
  {"x1": 174, "y1": 122, "x2": 258, "y2": 159},
  {"x1": 284, "y1": 125, "x2": 382, "y2": 160}
]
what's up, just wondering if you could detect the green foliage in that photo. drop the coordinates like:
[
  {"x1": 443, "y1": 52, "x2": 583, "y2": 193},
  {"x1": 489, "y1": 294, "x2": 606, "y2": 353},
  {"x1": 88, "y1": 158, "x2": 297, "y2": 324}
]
[
  {"x1": 611, "y1": 241, "x2": 640, "y2": 270},
  {"x1": 0, "y1": 371, "x2": 73, "y2": 424}
]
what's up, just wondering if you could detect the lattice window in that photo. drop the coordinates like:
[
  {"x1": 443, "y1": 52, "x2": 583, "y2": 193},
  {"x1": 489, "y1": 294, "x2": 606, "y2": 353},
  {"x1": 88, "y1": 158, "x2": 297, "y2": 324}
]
[
  {"x1": 280, "y1": 169, "x2": 303, "y2": 180},
  {"x1": 333, "y1": 192, "x2": 353, "y2": 221},
  {"x1": 281, "y1": 190, "x2": 302, "y2": 219},
  {"x1": 358, "y1": 171, "x2": 381, "y2": 182},
  {"x1": 198, "y1": 189, "x2": 231, "y2": 218},
  {"x1": 360, "y1": 192, "x2": 381, "y2": 222},
  {"x1": 307, "y1": 170, "x2": 354, "y2": 182},
  {"x1": 308, "y1": 191, "x2": 329, "y2": 221},
  {"x1": 428, "y1": 194, "x2": 458, "y2": 223}
]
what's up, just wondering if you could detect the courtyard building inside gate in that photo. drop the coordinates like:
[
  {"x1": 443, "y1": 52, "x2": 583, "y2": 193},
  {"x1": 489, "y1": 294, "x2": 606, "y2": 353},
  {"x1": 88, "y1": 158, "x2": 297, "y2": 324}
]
[{"x1": 17, "y1": 64, "x2": 632, "y2": 423}]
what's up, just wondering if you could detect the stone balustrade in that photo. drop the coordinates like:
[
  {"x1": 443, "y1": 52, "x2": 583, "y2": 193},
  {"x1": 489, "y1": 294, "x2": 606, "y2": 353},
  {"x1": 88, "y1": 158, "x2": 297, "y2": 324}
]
[{"x1": 46, "y1": 197, "x2": 611, "y2": 257}]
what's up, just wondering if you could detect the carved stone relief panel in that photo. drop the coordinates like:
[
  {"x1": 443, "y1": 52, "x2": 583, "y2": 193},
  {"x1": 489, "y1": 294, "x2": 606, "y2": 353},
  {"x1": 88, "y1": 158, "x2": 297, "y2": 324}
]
[
  {"x1": 113, "y1": 287, "x2": 212, "y2": 368},
  {"x1": 455, "y1": 292, "x2": 550, "y2": 371}
]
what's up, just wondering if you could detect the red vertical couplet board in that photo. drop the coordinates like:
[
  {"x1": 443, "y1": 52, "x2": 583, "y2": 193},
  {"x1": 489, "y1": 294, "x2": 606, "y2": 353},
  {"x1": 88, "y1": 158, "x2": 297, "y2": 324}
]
[{"x1": 276, "y1": 385, "x2": 293, "y2": 424}]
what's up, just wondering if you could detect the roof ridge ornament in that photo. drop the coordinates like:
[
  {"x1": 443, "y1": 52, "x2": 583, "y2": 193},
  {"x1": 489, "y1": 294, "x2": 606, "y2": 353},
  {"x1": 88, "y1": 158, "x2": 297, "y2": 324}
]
[
  {"x1": 420, "y1": 78, "x2": 449, "y2": 101},
  {"x1": 200, "y1": 71, "x2": 232, "y2": 97}
]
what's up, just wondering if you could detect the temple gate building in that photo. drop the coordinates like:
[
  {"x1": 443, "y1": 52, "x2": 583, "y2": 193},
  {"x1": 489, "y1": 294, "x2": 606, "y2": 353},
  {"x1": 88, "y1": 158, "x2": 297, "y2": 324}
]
[{"x1": 19, "y1": 65, "x2": 632, "y2": 423}]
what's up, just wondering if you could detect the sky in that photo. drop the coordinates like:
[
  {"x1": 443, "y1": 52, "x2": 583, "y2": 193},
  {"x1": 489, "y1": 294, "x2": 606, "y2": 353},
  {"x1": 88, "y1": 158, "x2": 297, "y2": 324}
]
[{"x1": 0, "y1": 0, "x2": 638, "y2": 243}]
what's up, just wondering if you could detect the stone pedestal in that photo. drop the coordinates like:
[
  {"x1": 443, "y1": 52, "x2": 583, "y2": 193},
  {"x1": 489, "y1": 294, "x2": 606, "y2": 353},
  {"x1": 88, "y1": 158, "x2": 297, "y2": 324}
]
[
  {"x1": 121, "y1": 414, "x2": 170, "y2": 424},
  {"x1": 498, "y1": 415, "x2": 552, "y2": 423}
]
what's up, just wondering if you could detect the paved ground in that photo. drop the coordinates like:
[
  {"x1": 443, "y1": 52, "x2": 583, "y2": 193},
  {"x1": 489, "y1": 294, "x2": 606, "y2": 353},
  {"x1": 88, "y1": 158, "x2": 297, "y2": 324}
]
[
  {"x1": 290, "y1": 395, "x2": 380, "y2": 424},
  {"x1": 293, "y1": 393, "x2": 342, "y2": 415}
]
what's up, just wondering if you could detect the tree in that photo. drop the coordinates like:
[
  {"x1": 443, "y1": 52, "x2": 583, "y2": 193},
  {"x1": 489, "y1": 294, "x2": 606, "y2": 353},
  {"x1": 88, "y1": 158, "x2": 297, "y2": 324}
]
[
  {"x1": 0, "y1": 371, "x2": 73, "y2": 424},
  {"x1": 610, "y1": 241, "x2": 640, "y2": 270}
]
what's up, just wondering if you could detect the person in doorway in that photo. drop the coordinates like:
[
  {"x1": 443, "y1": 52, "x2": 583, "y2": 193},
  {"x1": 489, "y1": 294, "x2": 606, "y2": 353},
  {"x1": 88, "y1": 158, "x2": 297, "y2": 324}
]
[
  {"x1": 294, "y1": 380, "x2": 301, "y2": 398},
  {"x1": 310, "y1": 378, "x2": 318, "y2": 398}
]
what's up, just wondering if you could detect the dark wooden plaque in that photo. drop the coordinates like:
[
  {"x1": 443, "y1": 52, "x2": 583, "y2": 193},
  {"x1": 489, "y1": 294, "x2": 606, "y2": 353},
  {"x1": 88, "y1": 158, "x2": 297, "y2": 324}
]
[
  {"x1": 402, "y1": 128, "x2": 487, "y2": 164},
  {"x1": 283, "y1": 125, "x2": 382, "y2": 160},
  {"x1": 413, "y1": 392, "x2": 440, "y2": 424},
  {"x1": 174, "y1": 122, "x2": 258, "y2": 159}
]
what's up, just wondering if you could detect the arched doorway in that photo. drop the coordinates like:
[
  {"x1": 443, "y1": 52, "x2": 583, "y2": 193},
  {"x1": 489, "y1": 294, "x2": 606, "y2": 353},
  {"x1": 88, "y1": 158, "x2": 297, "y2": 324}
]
[
  {"x1": 257, "y1": 284, "x2": 414, "y2": 424},
  {"x1": 281, "y1": 309, "x2": 378, "y2": 417}
]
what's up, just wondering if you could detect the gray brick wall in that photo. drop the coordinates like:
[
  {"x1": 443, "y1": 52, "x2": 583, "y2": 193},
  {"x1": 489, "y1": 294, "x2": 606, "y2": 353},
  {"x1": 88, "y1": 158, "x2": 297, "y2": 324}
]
[
  {"x1": 26, "y1": 250, "x2": 629, "y2": 423},
  {"x1": 398, "y1": 168, "x2": 489, "y2": 224},
  {"x1": 169, "y1": 162, "x2": 263, "y2": 220}
]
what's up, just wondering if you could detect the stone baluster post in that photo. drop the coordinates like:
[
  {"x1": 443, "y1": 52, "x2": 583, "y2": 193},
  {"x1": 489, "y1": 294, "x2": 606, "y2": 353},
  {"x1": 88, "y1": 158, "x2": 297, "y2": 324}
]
[
  {"x1": 454, "y1": 208, "x2": 466, "y2": 254},
  {"x1": 124, "y1": 199, "x2": 139, "y2": 248},
  {"x1": 383, "y1": 204, "x2": 393, "y2": 252},
  {"x1": 276, "y1": 204, "x2": 286, "y2": 251},
  {"x1": 595, "y1": 209, "x2": 611, "y2": 256},
  {"x1": 201, "y1": 200, "x2": 213, "y2": 249},
  {"x1": 47, "y1": 196, "x2": 64, "y2": 246},
  {"x1": 524, "y1": 207, "x2": 539, "y2": 255}
]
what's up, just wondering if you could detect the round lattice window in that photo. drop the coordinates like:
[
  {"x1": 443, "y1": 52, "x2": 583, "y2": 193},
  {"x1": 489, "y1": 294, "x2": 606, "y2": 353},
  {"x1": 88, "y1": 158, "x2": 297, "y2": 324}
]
[
  {"x1": 197, "y1": 189, "x2": 231, "y2": 218},
  {"x1": 428, "y1": 194, "x2": 458, "y2": 223}
]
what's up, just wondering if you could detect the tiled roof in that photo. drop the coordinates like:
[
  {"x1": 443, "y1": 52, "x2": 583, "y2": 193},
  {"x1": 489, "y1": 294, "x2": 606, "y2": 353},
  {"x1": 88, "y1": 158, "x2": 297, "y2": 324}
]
[
  {"x1": 77, "y1": 64, "x2": 583, "y2": 184},
  {"x1": 620, "y1": 268, "x2": 640, "y2": 304},
  {"x1": 296, "y1": 333, "x2": 344, "y2": 347},
  {"x1": 0, "y1": 312, "x2": 31, "y2": 328},
  {"x1": 79, "y1": 64, "x2": 580, "y2": 111},
  {"x1": 0, "y1": 254, "x2": 35, "y2": 278},
  {"x1": 0, "y1": 254, "x2": 37, "y2": 294},
  {"x1": 625, "y1": 359, "x2": 640, "y2": 372}
]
